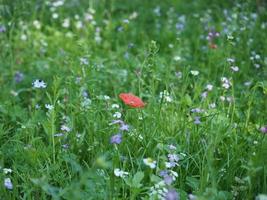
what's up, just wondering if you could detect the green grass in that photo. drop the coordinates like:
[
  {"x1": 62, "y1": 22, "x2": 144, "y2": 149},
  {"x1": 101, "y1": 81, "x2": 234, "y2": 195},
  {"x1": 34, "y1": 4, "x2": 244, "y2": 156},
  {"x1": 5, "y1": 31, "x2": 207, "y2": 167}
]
[{"x1": 0, "y1": 0, "x2": 267, "y2": 199}]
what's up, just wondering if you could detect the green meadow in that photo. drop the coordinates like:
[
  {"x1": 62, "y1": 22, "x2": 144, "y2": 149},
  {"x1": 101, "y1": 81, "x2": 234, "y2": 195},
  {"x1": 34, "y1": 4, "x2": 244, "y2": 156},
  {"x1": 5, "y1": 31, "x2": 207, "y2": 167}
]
[{"x1": 0, "y1": 0, "x2": 267, "y2": 199}]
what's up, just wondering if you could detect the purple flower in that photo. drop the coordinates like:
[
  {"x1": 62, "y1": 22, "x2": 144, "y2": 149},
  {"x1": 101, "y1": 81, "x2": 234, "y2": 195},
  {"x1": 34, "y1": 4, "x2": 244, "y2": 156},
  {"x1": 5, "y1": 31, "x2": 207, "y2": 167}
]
[
  {"x1": 4, "y1": 178, "x2": 13, "y2": 190},
  {"x1": 110, "y1": 120, "x2": 124, "y2": 125},
  {"x1": 0, "y1": 25, "x2": 6, "y2": 33},
  {"x1": 164, "y1": 175, "x2": 173, "y2": 185},
  {"x1": 194, "y1": 116, "x2": 201, "y2": 124},
  {"x1": 159, "y1": 170, "x2": 168, "y2": 177},
  {"x1": 14, "y1": 71, "x2": 24, "y2": 83},
  {"x1": 260, "y1": 126, "x2": 267, "y2": 134},
  {"x1": 120, "y1": 123, "x2": 129, "y2": 131},
  {"x1": 165, "y1": 189, "x2": 179, "y2": 200},
  {"x1": 110, "y1": 134, "x2": 122, "y2": 144}
]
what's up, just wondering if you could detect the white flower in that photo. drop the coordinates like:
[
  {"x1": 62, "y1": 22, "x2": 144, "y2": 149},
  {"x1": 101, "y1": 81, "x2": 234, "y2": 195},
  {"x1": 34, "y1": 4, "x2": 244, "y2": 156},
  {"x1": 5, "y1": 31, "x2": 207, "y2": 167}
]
[
  {"x1": 206, "y1": 84, "x2": 213, "y2": 91},
  {"x1": 114, "y1": 168, "x2": 129, "y2": 178},
  {"x1": 227, "y1": 58, "x2": 235, "y2": 63},
  {"x1": 80, "y1": 57, "x2": 89, "y2": 65},
  {"x1": 4, "y1": 178, "x2": 13, "y2": 190},
  {"x1": 32, "y1": 79, "x2": 47, "y2": 88},
  {"x1": 143, "y1": 158, "x2": 157, "y2": 169},
  {"x1": 61, "y1": 125, "x2": 71, "y2": 132},
  {"x1": 190, "y1": 70, "x2": 199, "y2": 76},
  {"x1": 52, "y1": 13, "x2": 59, "y2": 19},
  {"x1": 111, "y1": 104, "x2": 120, "y2": 109},
  {"x1": 209, "y1": 103, "x2": 216, "y2": 109},
  {"x1": 174, "y1": 56, "x2": 181, "y2": 61},
  {"x1": 231, "y1": 66, "x2": 239, "y2": 72},
  {"x1": 3, "y1": 168, "x2": 12, "y2": 174},
  {"x1": 103, "y1": 95, "x2": 110, "y2": 100},
  {"x1": 113, "y1": 112, "x2": 122, "y2": 119},
  {"x1": 21, "y1": 34, "x2": 27, "y2": 41},
  {"x1": 62, "y1": 18, "x2": 70, "y2": 28},
  {"x1": 33, "y1": 20, "x2": 41, "y2": 29},
  {"x1": 45, "y1": 104, "x2": 54, "y2": 110},
  {"x1": 75, "y1": 21, "x2": 83, "y2": 29},
  {"x1": 222, "y1": 83, "x2": 230, "y2": 89},
  {"x1": 220, "y1": 96, "x2": 226, "y2": 101}
]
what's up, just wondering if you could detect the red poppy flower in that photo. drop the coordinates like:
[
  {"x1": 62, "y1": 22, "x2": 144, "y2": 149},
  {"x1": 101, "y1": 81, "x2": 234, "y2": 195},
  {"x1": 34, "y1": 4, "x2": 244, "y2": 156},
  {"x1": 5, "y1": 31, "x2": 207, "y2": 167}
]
[
  {"x1": 209, "y1": 43, "x2": 217, "y2": 49},
  {"x1": 119, "y1": 93, "x2": 145, "y2": 108}
]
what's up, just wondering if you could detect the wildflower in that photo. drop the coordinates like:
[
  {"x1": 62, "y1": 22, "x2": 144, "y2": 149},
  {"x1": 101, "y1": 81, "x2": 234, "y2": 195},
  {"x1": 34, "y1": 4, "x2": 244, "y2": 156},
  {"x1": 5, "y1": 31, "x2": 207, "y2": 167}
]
[
  {"x1": 54, "y1": 133, "x2": 64, "y2": 137},
  {"x1": 62, "y1": 144, "x2": 69, "y2": 149},
  {"x1": 190, "y1": 70, "x2": 199, "y2": 76},
  {"x1": 80, "y1": 57, "x2": 89, "y2": 65},
  {"x1": 114, "y1": 168, "x2": 129, "y2": 178},
  {"x1": 143, "y1": 158, "x2": 157, "y2": 169},
  {"x1": 3, "y1": 168, "x2": 12, "y2": 174},
  {"x1": 45, "y1": 104, "x2": 54, "y2": 110},
  {"x1": 52, "y1": 13, "x2": 59, "y2": 19},
  {"x1": 21, "y1": 34, "x2": 27, "y2": 41},
  {"x1": 110, "y1": 134, "x2": 122, "y2": 144},
  {"x1": 221, "y1": 77, "x2": 231, "y2": 89},
  {"x1": 61, "y1": 124, "x2": 71, "y2": 132},
  {"x1": 191, "y1": 108, "x2": 203, "y2": 113},
  {"x1": 194, "y1": 116, "x2": 201, "y2": 124},
  {"x1": 119, "y1": 93, "x2": 145, "y2": 108},
  {"x1": 160, "y1": 90, "x2": 173, "y2": 102},
  {"x1": 209, "y1": 103, "x2": 216, "y2": 109},
  {"x1": 201, "y1": 91, "x2": 208, "y2": 99},
  {"x1": 220, "y1": 96, "x2": 226, "y2": 101},
  {"x1": 260, "y1": 126, "x2": 267, "y2": 134},
  {"x1": 231, "y1": 66, "x2": 239, "y2": 72},
  {"x1": 168, "y1": 154, "x2": 179, "y2": 162},
  {"x1": 109, "y1": 120, "x2": 124, "y2": 125},
  {"x1": 168, "y1": 144, "x2": 177, "y2": 150},
  {"x1": 164, "y1": 175, "x2": 173, "y2": 185},
  {"x1": 33, "y1": 20, "x2": 41, "y2": 29},
  {"x1": 4, "y1": 178, "x2": 13, "y2": 190},
  {"x1": 111, "y1": 104, "x2": 120, "y2": 109},
  {"x1": 227, "y1": 58, "x2": 235, "y2": 63},
  {"x1": 174, "y1": 56, "x2": 181, "y2": 61},
  {"x1": 188, "y1": 194, "x2": 197, "y2": 200},
  {"x1": 14, "y1": 71, "x2": 24, "y2": 83},
  {"x1": 206, "y1": 84, "x2": 213, "y2": 91},
  {"x1": 165, "y1": 162, "x2": 177, "y2": 168},
  {"x1": 119, "y1": 123, "x2": 129, "y2": 131},
  {"x1": 75, "y1": 21, "x2": 83, "y2": 29},
  {"x1": 32, "y1": 79, "x2": 46, "y2": 88},
  {"x1": 0, "y1": 25, "x2": 6, "y2": 33},
  {"x1": 113, "y1": 112, "x2": 122, "y2": 119},
  {"x1": 175, "y1": 71, "x2": 182, "y2": 78},
  {"x1": 165, "y1": 189, "x2": 179, "y2": 200},
  {"x1": 62, "y1": 18, "x2": 70, "y2": 28}
]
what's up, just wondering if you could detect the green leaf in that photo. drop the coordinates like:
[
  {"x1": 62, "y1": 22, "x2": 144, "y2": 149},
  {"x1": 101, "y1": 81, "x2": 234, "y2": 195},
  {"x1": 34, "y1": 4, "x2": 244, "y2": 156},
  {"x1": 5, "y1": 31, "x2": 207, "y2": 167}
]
[
  {"x1": 132, "y1": 171, "x2": 144, "y2": 188},
  {"x1": 186, "y1": 176, "x2": 199, "y2": 190}
]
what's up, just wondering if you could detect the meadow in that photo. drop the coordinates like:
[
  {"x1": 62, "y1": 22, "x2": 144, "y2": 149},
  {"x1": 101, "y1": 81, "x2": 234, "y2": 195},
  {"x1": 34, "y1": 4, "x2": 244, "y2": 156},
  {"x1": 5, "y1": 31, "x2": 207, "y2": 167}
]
[{"x1": 0, "y1": 0, "x2": 267, "y2": 199}]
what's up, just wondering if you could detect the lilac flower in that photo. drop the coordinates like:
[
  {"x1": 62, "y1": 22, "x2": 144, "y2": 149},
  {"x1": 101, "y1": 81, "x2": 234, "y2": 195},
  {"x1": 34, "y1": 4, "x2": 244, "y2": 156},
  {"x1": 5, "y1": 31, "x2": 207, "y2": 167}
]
[
  {"x1": 120, "y1": 124, "x2": 129, "y2": 131},
  {"x1": 159, "y1": 170, "x2": 168, "y2": 177},
  {"x1": 194, "y1": 116, "x2": 201, "y2": 124},
  {"x1": 164, "y1": 175, "x2": 173, "y2": 185},
  {"x1": 260, "y1": 126, "x2": 267, "y2": 134},
  {"x1": 168, "y1": 154, "x2": 179, "y2": 162},
  {"x1": 14, "y1": 71, "x2": 24, "y2": 83},
  {"x1": 4, "y1": 178, "x2": 13, "y2": 190},
  {"x1": 62, "y1": 144, "x2": 69, "y2": 149},
  {"x1": 191, "y1": 108, "x2": 203, "y2": 113},
  {"x1": 165, "y1": 189, "x2": 179, "y2": 200},
  {"x1": 110, "y1": 120, "x2": 124, "y2": 125},
  {"x1": 0, "y1": 25, "x2": 6, "y2": 33},
  {"x1": 110, "y1": 134, "x2": 122, "y2": 144}
]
